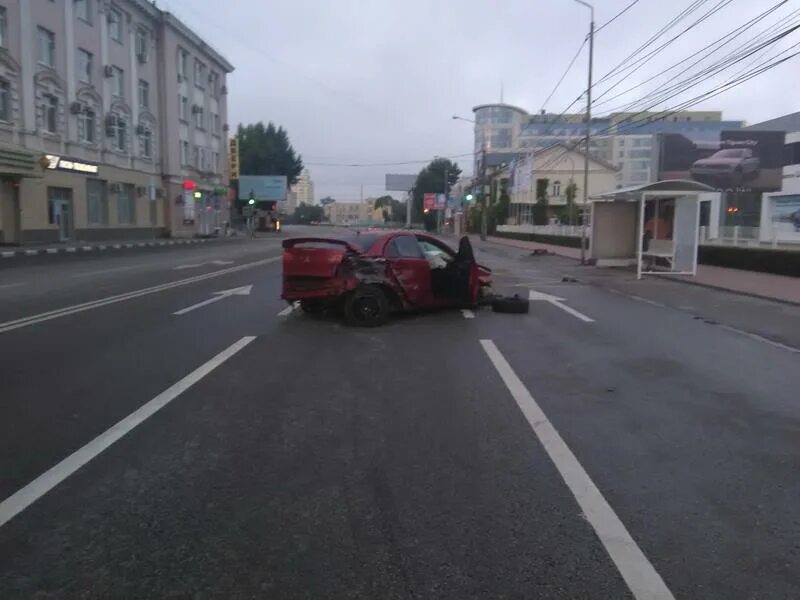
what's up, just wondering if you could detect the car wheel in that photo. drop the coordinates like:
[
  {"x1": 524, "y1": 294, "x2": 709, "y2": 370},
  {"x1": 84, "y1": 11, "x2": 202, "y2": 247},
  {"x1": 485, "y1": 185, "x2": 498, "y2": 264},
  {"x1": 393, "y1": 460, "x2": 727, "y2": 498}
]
[
  {"x1": 300, "y1": 299, "x2": 327, "y2": 315},
  {"x1": 344, "y1": 285, "x2": 389, "y2": 327},
  {"x1": 491, "y1": 294, "x2": 530, "y2": 314}
]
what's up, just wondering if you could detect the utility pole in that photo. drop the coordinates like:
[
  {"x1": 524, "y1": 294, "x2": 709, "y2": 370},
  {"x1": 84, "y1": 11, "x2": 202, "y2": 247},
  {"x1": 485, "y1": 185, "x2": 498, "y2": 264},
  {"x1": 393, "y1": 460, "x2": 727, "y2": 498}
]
[
  {"x1": 575, "y1": 0, "x2": 594, "y2": 264},
  {"x1": 406, "y1": 187, "x2": 413, "y2": 229},
  {"x1": 480, "y1": 147, "x2": 488, "y2": 241}
]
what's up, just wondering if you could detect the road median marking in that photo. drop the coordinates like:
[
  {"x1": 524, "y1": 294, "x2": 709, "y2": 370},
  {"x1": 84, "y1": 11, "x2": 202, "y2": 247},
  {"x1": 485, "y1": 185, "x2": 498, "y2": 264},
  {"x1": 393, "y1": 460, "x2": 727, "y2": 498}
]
[
  {"x1": 0, "y1": 256, "x2": 279, "y2": 335},
  {"x1": 529, "y1": 289, "x2": 594, "y2": 322},
  {"x1": 0, "y1": 336, "x2": 256, "y2": 529},
  {"x1": 480, "y1": 339, "x2": 674, "y2": 600}
]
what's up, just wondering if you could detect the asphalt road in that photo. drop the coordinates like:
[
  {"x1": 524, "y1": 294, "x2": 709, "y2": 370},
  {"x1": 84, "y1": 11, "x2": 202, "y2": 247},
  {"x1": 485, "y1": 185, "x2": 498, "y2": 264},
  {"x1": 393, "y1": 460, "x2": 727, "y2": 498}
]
[{"x1": 1, "y1": 225, "x2": 798, "y2": 599}]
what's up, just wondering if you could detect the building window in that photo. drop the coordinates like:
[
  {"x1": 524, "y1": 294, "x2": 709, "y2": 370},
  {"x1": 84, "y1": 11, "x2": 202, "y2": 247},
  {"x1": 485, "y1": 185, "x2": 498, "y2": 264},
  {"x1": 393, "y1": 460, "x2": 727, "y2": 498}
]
[
  {"x1": 211, "y1": 112, "x2": 220, "y2": 134},
  {"x1": 177, "y1": 48, "x2": 188, "y2": 80},
  {"x1": 199, "y1": 147, "x2": 207, "y2": 171},
  {"x1": 108, "y1": 115, "x2": 126, "y2": 150},
  {"x1": 79, "y1": 108, "x2": 96, "y2": 143},
  {"x1": 108, "y1": 8, "x2": 122, "y2": 42},
  {"x1": 552, "y1": 181, "x2": 561, "y2": 196},
  {"x1": 42, "y1": 94, "x2": 58, "y2": 133},
  {"x1": 37, "y1": 27, "x2": 55, "y2": 67},
  {"x1": 208, "y1": 72, "x2": 218, "y2": 96},
  {"x1": 213, "y1": 151, "x2": 219, "y2": 174},
  {"x1": 137, "y1": 79, "x2": 149, "y2": 108},
  {"x1": 86, "y1": 179, "x2": 107, "y2": 225},
  {"x1": 111, "y1": 66, "x2": 123, "y2": 97},
  {"x1": 0, "y1": 6, "x2": 7, "y2": 47},
  {"x1": 180, "y1": 140, "x2": 189, "y2": 165},
  {"x1": 75, "y1": 0, "x2": 92, "y2": 24},
  {"x1": 193, "y1": 59, "x2": 206, "y2": 88},
  {"x1": 77, "y1": 48, "x2": 92, "y2": 83},
  {"x1": 178, "y1": 94, "x2": 188, "y2": 120},
  {"x1": 193, "y1": 146, "x2": 199, "y2": 170},
  {"x1": 117, "y1": 183, "x2": 135, "y2": 224},
  {"x1": 193, "y1": 106, "x2": 204, "y2": 129},
  {"x1": 0, "y1": 79, "x2": 9, "y2": 122},
  {"x1": 135, "y1": 28, "x2": 148, "y2": 62},
  {"x1": 140, "y1": 128, "x2": 152, "y2": 158}
]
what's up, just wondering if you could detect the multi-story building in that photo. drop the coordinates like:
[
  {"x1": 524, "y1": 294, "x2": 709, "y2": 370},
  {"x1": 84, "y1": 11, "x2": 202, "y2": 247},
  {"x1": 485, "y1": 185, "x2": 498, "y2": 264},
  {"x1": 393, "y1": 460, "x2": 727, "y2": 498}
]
[
  {"x1": 324, "y1": 198, "x2": 382, "y2": 226},
  {"x1": 471, "y1": 104, "x2": 742, "y2": 190},
  {"x1": 0, "y1": 0, "x2": 233, "y2": 245},
  {"x1": 285, "y1": 168, "x2": 314, "y2": 214}
]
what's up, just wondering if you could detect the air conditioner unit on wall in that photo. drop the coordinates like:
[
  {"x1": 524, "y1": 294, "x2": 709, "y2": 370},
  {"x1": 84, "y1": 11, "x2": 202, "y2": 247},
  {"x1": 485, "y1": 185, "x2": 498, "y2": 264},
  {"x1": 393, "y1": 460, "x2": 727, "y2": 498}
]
[
  {"x1": 69, "y1": 102, "x2": 83, "y2": 115},
  {"x1": 191, "y1": 104, "x2": 201, "y2": 114},
  {"x1": 137, "y1": 53, "x2": 148, "y2": 64},
  {"x1": 222, "y1": 123, "x2": 229, "y2": 132},
  {"x1": 104, "y1": 65, "x2": 114, "y2": 78}
]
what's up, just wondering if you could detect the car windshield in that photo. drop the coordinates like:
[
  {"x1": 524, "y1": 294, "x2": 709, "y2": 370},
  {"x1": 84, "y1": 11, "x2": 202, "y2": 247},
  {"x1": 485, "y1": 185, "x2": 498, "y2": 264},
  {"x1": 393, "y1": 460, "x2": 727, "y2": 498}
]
[{"x1": 3, "y1": 2, "x2": 799, "y2": 599}]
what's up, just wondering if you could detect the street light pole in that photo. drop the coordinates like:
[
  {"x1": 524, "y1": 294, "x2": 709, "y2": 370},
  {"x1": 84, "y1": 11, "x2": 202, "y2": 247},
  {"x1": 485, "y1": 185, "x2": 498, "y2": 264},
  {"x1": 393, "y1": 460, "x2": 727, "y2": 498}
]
[{"x1": 574, "y1": 0, "x2": 594, "y2": 264}]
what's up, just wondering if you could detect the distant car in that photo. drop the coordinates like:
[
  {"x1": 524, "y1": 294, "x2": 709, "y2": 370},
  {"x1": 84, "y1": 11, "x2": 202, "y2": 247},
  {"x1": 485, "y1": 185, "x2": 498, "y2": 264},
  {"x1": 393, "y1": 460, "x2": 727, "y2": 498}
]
[
  {"x1": 281, "y1": 231, "x2": 491, "y2": 326},
  {"x1": 690, "y1": 148, "x2": 760, "y2": 184}
]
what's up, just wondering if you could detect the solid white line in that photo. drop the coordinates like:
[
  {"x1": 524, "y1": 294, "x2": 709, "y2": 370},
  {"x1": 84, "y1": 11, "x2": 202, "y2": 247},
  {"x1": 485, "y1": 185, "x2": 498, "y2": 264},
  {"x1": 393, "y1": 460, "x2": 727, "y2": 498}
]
[
  {"x1": 72, "y1": 264, "x2": 149, "y2": 278},
  {"x1": 718, "y1": 324, "x2": 800, "y2": 354},
  {"x1": 0, "y1": 256, "x2": 280, "y2": 334},
  {"x1": 479, "y1": 339, "x2": 674, "y2": 600},
  {"x1": 0, "y1": 282, "x2": 25, "y2": 289},
  {"x1": 277, "y1": 303, "x2": 296, "y2": 316},
  {"x1": 0, "y1": 336, "x2": 256, "y2": 529},
  {"x1": 551, "y1": 301, "x2": 594, "y2": 322},
  {"x1": 461, "y1": 309, "x2": 475, "y2": 319}
]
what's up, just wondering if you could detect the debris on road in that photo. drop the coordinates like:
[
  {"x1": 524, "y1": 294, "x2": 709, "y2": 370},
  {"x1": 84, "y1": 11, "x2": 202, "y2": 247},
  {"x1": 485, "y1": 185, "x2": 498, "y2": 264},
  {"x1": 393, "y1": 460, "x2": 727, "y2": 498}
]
[{"x1": 491, "y1": 294, "x2": 530, "y2": 314}]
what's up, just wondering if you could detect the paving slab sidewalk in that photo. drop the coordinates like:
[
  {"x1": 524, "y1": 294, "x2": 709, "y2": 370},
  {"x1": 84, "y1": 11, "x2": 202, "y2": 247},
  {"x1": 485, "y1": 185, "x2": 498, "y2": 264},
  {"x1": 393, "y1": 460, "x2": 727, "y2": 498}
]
[{"x1": 481, "y1": 235, "x2": 800, "y2": 306}]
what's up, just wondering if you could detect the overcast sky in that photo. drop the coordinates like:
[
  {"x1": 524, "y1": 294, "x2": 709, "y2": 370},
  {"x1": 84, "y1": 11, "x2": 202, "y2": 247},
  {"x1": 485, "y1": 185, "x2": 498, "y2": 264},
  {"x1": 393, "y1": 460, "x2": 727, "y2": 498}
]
[{"x1": 160, "y1": 0, "x2": 799, "y2": 201}]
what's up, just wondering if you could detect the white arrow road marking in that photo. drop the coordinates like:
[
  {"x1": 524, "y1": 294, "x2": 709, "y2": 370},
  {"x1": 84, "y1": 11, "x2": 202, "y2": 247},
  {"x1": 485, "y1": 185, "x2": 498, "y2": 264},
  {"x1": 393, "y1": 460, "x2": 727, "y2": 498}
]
[
  {"x1": 0, "y1": 336, "x2": 256, "y2": 528},
  {"x1": 173, "y1": 285, "x2": 253, "y2": 316},
  {"x1": 277, "y1": 302, "x2": 298, "y2": 317},
  {"x1": 529, "y1": 289, "x2": 594, "y2": 323},
  {"x1": 480, "y1": 340, "x2": 674, "y2": 600}
]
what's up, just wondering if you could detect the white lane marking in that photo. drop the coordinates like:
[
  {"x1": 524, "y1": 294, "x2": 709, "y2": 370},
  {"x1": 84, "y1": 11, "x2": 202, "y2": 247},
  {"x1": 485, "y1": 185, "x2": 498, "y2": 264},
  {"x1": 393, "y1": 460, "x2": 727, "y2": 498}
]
[
  {"x1": 0, "y1": 257, "x2": 279, "y2": 335},
  {"x1": 210, "y1": 259, "x2": 234, "y2": 265},
  {"x1": 630, "y1": 295, "x2": 666, "y2": 308},
  {"x1": 479, "y1": 339, "x2": 675, "y2": 600},
  {"x1": 0, "y1": 282, "x2": 25, "y2": 289},
  {"x1": 72, "y1": 264, "x2": 149, "y2": 278},
  {"x1": 0, "y1": 336, "x2": 256, "y2": 529},
  {"x1": 46, "y1": 248, "x2": 59, "y2": 254},
  {"x1": 529, "y1": 289, "x2": 594, "y2": 323},
  {"x1": 174, "y1": 263, "x2": 203, "y2": 270},
  {"x1": 66, "y1": 248, "x2": 77, "y2": 253},
  {"x1": 277, "y1": 302, "x2": 297, "y2": 316},
  {"x1": 173, "y1": 285, "x2": 253, "y2": 316},
  {"x1": 2, "y1": 251, "x2": 15, "y2": 258},
  {"x1": 24, "y1": 250, "x2": 37, "y2": 256},
  {"x1": 461, "y1": 309, "x2": 475, "y2": 319},
  {"x1": 718, "y1": 324, "x2": 800, "y2": 354}
]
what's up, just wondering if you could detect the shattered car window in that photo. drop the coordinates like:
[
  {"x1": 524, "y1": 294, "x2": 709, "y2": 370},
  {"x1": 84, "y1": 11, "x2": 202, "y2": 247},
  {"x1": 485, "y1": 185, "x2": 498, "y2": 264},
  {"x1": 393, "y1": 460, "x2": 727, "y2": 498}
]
[{"x1": 347, "y1": 234, "x2": 380, "y2": 252}]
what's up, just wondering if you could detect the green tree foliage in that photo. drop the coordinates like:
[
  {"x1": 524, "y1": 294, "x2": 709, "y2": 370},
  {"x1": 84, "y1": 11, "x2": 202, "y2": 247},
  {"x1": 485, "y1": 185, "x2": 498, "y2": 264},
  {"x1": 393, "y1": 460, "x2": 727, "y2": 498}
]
[
  {"x1": 291, "y1": 202, "x2": 326, "y2": 224},
  {"x1": 237, "y1": 122, "x2": 303, "y2": 185},
  {"x1": 411, "y1": 158, "x2": 462, "y2": 230},
  {"x1": 564, "y1": 180, "x2": 578, "y2": 225},
  {"x1": 534, "y1": 177, "x2": 550, "y2": 225},
  {"x1": 373, "y1": 195, "x2": 406, "y2": 223}
]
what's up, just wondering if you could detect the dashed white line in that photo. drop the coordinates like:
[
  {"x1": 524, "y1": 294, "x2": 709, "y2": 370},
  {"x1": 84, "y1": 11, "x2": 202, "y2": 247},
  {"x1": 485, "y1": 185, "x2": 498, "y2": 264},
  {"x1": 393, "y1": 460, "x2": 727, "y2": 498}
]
[
  {"x1": 0, "y1": 336, "x2": 256, "y2": 529},
  {"x1": 0, "y1": 282, "x2": 25, "y2": 289},
  {"x1": 480, "y1": 339, "x2": 675, "y2": 600},
  {"x1": 461, "y1": 309, "x2": 475, "y2": 319},
  {"x1": 277, "y1": 303, "x2": 297, "y2": 316},
  {"x1": 72, "y1": 264, "x2": 149, "y2": 278},
  {"x1": 630, "y1": 295, "x2": 666, "y2": 308}
]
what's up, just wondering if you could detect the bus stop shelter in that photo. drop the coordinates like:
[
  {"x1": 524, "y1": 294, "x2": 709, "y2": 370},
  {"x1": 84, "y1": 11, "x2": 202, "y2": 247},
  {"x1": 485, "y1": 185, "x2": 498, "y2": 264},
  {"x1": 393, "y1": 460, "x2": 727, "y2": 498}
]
[{"x1": 590, "y1": 179, "x2": 714, "y2": 279}]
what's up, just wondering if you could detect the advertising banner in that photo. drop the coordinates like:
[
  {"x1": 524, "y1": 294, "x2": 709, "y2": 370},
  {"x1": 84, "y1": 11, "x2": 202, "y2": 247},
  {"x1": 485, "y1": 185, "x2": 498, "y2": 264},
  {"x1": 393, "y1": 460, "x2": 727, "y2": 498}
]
[
  {"x1": 423, "y1": 193, "x2": 436, "y2": 210},
  {"x1": 435, "y1": 193, "x2": 447, "y2": 209},
  {"x1": 238, "y1": 175, "x2": 288, "y2": 201},
  {"x1": 769, "y1": 194, "x2": 800, "y2": 242},
  {"x1": 658, "y1": 130, "x2": 784, "y2": 192}
]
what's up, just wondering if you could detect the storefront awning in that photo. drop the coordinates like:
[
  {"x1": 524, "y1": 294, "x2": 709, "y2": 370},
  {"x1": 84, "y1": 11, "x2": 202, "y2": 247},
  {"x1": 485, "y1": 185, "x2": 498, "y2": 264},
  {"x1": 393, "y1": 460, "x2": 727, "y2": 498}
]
[{"x1": 0, "y1": 145, "x2": 43, "y2": 178}]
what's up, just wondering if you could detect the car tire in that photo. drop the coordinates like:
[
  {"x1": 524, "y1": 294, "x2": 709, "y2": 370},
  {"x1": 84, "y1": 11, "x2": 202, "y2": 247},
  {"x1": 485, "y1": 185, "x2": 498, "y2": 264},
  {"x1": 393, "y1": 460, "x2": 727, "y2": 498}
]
[
  {"x1": 300, "y1": 299, "x2": 327, "y2": 315},
  {"x1": 491, "y1": 294, "x2": 530, "y2": 314},
  {"x1": 344, "y1": 285, "x2": 390, "y2": 327}
]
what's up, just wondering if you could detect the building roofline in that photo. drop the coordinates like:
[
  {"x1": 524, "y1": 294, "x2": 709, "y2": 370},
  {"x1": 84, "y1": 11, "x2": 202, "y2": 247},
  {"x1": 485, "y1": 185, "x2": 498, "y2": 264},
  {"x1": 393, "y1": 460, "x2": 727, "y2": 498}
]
[
  {"x1": 161, "y1": 12, "x2": 235, "y2": 72},
  {"x1": 539, "y1": 142, "x2": 620, "y2": 172},
  {"x1": 129, "y1": 0, "x2": 161, "y2": 20},
  {"x1": 472, "y1": 103, "x2": 529, "y2": 116}
]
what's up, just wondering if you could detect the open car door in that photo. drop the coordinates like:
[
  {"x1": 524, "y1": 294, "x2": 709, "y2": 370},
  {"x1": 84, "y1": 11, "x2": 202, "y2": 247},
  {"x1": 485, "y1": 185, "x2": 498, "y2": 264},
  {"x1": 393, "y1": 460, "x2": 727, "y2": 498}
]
[{"x1": 422, "y1": 235, "x2": 481, "y2": 307}]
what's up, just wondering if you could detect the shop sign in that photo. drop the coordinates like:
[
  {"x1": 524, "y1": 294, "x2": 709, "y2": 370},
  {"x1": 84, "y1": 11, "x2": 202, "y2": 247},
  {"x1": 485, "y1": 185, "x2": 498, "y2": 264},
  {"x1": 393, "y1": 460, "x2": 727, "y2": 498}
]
[{"x1": 45, "y1": 154, "x2": 99, "y2": 175}]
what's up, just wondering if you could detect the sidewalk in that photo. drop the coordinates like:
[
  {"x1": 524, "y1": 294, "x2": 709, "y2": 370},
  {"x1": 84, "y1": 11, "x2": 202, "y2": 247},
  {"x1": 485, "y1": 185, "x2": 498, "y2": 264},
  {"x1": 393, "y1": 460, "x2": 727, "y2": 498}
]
[
  {"x1": 482, "y1": 235, "x2": 800, "y2": 305},
  {"x1": 1, "y1": 237, "x2": 214, "y2": 259}
]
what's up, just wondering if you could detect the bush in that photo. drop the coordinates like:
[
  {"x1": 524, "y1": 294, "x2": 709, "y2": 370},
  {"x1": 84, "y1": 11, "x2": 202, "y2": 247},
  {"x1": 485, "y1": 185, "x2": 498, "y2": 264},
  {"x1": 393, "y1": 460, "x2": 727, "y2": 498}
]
[
  {"x1": 698, "y1": 246, "x2": 800, "y2": 278},
  {"x1": 493, "y1": 231, "x2": 587, "y2": 249}
]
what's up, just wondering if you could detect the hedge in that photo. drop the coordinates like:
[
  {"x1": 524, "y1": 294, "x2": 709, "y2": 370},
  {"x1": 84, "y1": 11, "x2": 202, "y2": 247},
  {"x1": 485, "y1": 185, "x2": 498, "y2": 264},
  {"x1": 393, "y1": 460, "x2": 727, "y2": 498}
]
[
  {"x1": 697, "y1": 246, "x2": 800, "y2": 278},
  {"x1": 493, "y1": 231, "x2": 587, "y2": 249}
]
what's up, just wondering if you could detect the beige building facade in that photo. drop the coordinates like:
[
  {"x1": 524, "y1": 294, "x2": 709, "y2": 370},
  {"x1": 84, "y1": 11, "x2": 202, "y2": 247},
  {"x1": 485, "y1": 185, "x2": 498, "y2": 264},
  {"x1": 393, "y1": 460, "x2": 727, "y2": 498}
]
[{"x1": 0, "y1": 0, "x2": 233, "y2": 244}]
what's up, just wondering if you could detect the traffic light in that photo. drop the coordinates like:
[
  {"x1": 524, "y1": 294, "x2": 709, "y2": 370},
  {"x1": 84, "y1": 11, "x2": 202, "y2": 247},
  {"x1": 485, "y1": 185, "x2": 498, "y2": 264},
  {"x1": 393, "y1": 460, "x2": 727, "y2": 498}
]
[
  {"x1": 248, "y1": 191, "x2": 255, "y2": 206},
  {"x1": 465, "y1": 193, "x2": 474, "y2": 202}
]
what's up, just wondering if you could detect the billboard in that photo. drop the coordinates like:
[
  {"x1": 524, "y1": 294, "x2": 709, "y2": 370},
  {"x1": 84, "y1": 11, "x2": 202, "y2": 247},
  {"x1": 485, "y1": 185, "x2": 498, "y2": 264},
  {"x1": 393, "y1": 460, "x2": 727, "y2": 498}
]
[
  {"x1": 386, "y1": 174, "x2": 417, "y2": 191},
  {"x1": 423, "y1": 193, "x2": 436, "y2": 210},
  {"x1": 658, "y1": 130, "x2": 784, "y2": 193},
  {"x1": 238, "y1": 175, "x2": 287, "y2": 201},
  {"x1": 769, "y1": 195, "x2": 800, "y2": 242}
]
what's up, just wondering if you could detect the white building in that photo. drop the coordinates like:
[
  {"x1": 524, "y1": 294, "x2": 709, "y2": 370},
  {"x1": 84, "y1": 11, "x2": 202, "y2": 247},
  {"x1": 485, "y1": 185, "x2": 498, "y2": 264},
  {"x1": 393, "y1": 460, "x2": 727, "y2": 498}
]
[{"x1": 285, "y1": 168, "x2": 314, "y2": 214}]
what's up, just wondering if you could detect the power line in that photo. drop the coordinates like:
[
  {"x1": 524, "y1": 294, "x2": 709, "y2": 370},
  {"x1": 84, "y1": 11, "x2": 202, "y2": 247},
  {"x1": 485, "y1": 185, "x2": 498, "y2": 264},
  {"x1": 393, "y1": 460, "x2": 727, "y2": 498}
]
[
  {"x1": 305, "y1": 152, "x2": 476, "y2": 168},
  {"x1": 538, "y1": 38, "x2": 587, "y2": 113},
  {"x1": 595, "y1": 0, "x2": 642, "y2": 34}
]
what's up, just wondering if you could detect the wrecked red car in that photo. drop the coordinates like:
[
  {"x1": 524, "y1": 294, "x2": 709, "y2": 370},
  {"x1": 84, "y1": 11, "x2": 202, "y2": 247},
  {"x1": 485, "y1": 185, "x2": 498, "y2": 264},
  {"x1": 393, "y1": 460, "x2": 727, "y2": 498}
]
[{"x1": 281, "y1": 231, "x2": 491, "y2": 326}]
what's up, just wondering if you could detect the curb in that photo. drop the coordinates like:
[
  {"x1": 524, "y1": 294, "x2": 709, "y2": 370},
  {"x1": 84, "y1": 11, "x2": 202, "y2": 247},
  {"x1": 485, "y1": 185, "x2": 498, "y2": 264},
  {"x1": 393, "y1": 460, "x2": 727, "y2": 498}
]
[{"x1": 0, "y1": 238, "x2": 213, "y2": 259}]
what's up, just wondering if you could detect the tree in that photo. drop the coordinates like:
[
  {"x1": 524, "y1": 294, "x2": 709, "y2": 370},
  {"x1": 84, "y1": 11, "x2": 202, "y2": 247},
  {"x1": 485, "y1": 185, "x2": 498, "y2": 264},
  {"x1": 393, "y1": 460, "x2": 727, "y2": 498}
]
[
  {"x1": 291, "y1": 202, "x2": 325, "y2": 224},
  {"x1": 534, "y1": 177, "x2": 550, "y2": 225},
  {"x1": 564, "y1": 180, "x2": 578, "y2": 225},
  {"x1": 411, "y1": 158, "x2": 462, "y2": 230},
  {"x1": 320, "y1": 196, "x2": 336, "y2": 206},
  {"x1": 372, "y1": 195, "x2": 406, "y2": 224},
  {"x1": 237, "y1": 122, "x2": 303, "y2": 185}
]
